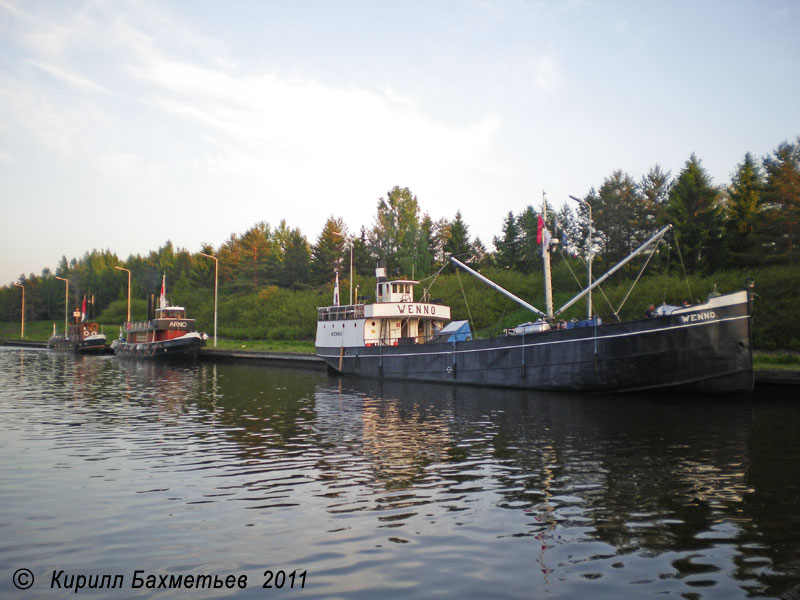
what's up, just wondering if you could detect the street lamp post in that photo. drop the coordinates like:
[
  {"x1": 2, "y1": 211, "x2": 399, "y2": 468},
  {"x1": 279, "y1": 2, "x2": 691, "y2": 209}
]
[
  {"x1": 13, "y1": 283, "x2": 24, "y2": 338},
  {"x1": 569, "y1": 195, "x2": 593, "y2": 319},
  {"x1": 55, "y1": 276, "x2": 69, "y2": 336},
  {"x1": 114, "y1": 266, "x2": 131, "y2": 322},
  {"x1": 199, "y1": 253, "x2": 218, "y2": 348}
]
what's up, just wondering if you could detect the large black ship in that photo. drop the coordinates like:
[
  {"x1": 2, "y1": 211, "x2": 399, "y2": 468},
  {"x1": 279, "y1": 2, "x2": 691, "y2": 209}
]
[{"x1": 316, "y1": 209, "x2": 754, "y2": 394}]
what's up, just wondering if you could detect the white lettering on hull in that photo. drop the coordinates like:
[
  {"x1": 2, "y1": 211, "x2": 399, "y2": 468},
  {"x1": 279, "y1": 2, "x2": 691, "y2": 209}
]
[{"x1": 679, "y1": 311, "x2": 717, "y2": 323}]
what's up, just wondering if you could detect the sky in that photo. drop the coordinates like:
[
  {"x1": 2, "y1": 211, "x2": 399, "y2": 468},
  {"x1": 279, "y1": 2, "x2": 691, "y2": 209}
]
[{"x1": 1, "y1": 0, "x2": 798, "y2": 286}]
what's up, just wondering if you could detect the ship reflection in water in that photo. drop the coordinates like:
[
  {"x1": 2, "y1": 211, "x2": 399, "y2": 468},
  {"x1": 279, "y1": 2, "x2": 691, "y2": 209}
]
[{"x1": 0, "y1": 348, "x2": 797, "y2": 599}]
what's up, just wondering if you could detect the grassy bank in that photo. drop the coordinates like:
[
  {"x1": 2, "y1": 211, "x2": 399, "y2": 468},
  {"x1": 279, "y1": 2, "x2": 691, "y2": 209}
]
[
  {"x1": 0, "y1": 321, "x2": 121, "y2": 342},
  {"x1": 207, "y1": 338, "x2": 315, "y2": 353},
  {"x1": 753, "y1": 353, "x2": 800, "y2": 371}
]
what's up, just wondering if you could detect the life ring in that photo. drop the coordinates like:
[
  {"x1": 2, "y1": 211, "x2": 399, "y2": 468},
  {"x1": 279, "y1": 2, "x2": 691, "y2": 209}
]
[{"x1": 83, "y1": 328, "x2": 89, "y2": 337}]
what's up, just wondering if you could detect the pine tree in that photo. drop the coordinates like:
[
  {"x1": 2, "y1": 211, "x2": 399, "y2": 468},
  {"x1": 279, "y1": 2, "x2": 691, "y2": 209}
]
[
  {"x1": 761, "y1": 138, "x2": 800, "y2": 265},
  {"x1": 640, "y1": 165, "x2": 672, "y2": 231},
  {"x1": 443, "y1": 211, "x2": 473, "y2": 262},
  {"x1": 310, "y1": 217, "x2": 347, "y2": 285},
  {"x1": 368, "y1": 186, "x2": 421, "y2": 274},
  {"x1": 280, "y1": 228, "x2": 310, "y2": 289},
  {"x1": 667, "y1": 154, "x2": 725, "y2": 273},
  {"x1": 593, "y1": 170, "x2": 647, "y2": 267},
  {"x1": 493, "y1": 211, "x2": 520, "y2": 269},
  {"x1": 723, "y1": 153, "x2": 764, "y2": 266},
  {"x1": 516, "y1": 206, "x2": 540, "y2": 273}
]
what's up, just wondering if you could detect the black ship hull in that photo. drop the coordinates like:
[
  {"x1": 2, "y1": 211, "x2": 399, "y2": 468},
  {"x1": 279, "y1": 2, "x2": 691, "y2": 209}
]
[
  {"x1": 111, "y1": 335, "x2": 204, "y2": 360},
  {"x1": 317, "y1": 292, "x2": 753, "y2": 394}
]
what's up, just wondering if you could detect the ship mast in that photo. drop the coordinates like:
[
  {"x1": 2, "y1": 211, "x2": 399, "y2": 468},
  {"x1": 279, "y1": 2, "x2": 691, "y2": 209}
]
[{"x1": 542, "y1": 192, "x2": 554, "y2": 319}]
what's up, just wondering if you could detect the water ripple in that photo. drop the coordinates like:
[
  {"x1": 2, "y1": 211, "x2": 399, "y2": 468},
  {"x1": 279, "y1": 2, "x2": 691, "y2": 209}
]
[{"x1": 1, "y1": 349, "x2": 799, "y2": 598}]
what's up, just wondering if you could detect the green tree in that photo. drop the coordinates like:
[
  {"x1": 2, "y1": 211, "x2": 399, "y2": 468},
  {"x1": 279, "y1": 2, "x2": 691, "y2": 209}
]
[
  {"x1": 217, "y1": 232, "x2": 241, "y2": 289},
  {"x1": 352, "y1": 226, "x2": 374, "y2": 278},
  {"x1": 443, "y1": 210, "x2": 473, "y2": 262},
  {"x1": 667, "y1": 154, "x2": 725, "y2": 273},
  {"x1": 389, "y1": 212, "x2": 434, "y2": 279},
  {"x1": 471, "y1": 237, "x2": 491, "y2": 268},
  {"x1": 310, "y1": 217, "x2": 347, "y2": 285},
  {"x1": 368, "y1": 186, "x2": 421, "y2": 274},
  {"x1": 640, "y1": 165, "x2": 672, "y2": 231},
  {"x1": 236, "y1": 222, "x2": 272, "y2": 288},
  {"x1": 761, "y1": 138, "x2": 800, "y2": 265},
  {"x1": 279, "y1": 228, "x2": 310, "y2": 289},
  {"x1": 190, "y1": 243, "x2": 217, "y2": 290},
  {"x1": 430, "y1": 217, "x2": 450, "y2": 265},
  {"x1": 593, "y1": 170, "x2": 648, "y2": 267},
  {"x1": 413, "y1": 214, "x2": 436, "y2": 278},
  {"x1": 494, "y1": 211, "x2": 520, "y2": 269},
  {"x1": 516, "y1": 205, "x2": 541, "y2": 274},
  {"x1": 724, "y1": 153, "x2": 764, "y2": 266}
]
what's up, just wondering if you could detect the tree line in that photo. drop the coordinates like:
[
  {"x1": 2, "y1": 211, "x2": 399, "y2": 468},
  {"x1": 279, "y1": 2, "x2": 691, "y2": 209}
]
[{"x1": 1, "y1": 136, "x2": 798, "y2": 328}]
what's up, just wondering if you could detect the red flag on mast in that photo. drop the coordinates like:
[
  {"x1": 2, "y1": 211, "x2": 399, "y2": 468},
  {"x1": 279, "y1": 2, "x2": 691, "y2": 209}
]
[{"x1": 81, "y1": 295, "x2": 87, "y2": 322}]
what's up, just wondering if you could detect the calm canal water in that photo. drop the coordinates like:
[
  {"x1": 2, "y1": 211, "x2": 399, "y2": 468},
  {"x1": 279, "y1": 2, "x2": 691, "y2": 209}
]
[{"x1": 0, "y1": 347, "x2": 798, "y2": 599}]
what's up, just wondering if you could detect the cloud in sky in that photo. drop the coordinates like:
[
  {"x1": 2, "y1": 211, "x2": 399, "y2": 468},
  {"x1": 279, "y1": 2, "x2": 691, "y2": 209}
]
[
  {"x1": 1, "y1": 0, "x2": 798, "y2": 285},
  {"x1": 0, "y1": 1, "x2": 506, "y2": 283}
]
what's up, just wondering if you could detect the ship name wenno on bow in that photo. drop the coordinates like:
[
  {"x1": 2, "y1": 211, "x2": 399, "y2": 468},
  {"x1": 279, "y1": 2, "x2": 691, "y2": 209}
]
[{"x1": 316, "y1": 197, "x2": 754, "y2": 394}]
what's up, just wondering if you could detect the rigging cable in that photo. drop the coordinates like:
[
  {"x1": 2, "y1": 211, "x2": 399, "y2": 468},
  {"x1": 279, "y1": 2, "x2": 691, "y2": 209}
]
[
  {"x1": 673, "y1": 232, "x2": 694, "y2": 301},
  {"x1": 455, "y1": 267, "x2": 476, "y2": 337},
  {"x1": 661, "y1": 238, "x2": 672, "y2": 306},
  {"x1": 556, "y1": 249, "x2": 619, "y2": 321},
  {"x1": 419, "y1": 261, "x2": 449, "y2": 303},
  {"x1": 615, "y1": 230, "x2": 666, "y2": 316}
]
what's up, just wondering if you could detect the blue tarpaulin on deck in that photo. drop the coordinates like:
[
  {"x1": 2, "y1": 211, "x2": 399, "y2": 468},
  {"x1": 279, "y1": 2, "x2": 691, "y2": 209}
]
[{"x1": 438, "y1": 320, "x2": 472, "y2": 342}]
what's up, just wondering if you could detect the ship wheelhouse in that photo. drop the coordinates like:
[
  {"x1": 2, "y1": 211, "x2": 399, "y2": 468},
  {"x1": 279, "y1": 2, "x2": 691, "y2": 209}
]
[
  {"x1": 315, "y1": 267, "x2": 451, "y2": 349},
  {"x1": 123, "y1": 304, "x2": 198, "y2": 344}
]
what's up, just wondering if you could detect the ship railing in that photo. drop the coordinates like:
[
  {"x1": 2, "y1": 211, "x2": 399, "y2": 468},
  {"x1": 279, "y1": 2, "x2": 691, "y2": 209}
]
[{"x1": 318, "y1": 304, "x2": 366, "y2": 321}]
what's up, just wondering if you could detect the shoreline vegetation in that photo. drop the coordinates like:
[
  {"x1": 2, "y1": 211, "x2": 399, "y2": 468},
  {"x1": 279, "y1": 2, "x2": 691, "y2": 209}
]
[
  {"x1": 2, "y1": 139, "x2": 799, "y2": 362},
  {"x1": 2, "y1": 269, "x2": 800, "y2": 375},
  {"x1": 1, "y1": 263, "x2": 799, "y2": 363}
]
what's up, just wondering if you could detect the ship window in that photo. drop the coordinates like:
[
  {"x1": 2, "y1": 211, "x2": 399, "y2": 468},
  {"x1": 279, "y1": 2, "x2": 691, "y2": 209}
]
[{"x1": 392, "y1": 284, "x2": 397, "y2": 293}]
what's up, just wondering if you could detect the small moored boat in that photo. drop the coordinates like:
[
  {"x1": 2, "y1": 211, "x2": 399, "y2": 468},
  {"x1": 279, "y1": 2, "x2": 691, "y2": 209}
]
[
  {"x1": 48, "y1": 297, "x2": 108, "y2": 353},
  {"x1": 48, "y1": 321, "x2": 108, "y2": 353}
]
